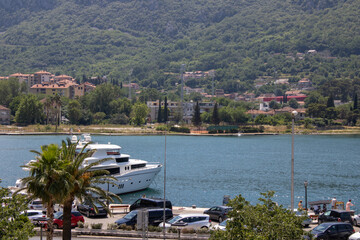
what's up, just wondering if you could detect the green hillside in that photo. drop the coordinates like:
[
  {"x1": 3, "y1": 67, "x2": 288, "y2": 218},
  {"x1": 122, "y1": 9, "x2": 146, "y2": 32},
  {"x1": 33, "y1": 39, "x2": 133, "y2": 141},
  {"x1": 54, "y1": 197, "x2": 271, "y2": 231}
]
[{"x1": 0, "y1": 0, "x2": 359, "y2": 97}]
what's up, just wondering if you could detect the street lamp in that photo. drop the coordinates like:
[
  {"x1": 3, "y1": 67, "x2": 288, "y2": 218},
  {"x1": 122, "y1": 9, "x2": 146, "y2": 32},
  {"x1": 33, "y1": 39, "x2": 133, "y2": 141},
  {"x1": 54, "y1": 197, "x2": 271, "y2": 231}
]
[
  {"x1": 291, "y1": 110, "x2": 298, "y2": 212},
  {"x1": 304, "y1": 181, "x2": 308, "y2": 211}
]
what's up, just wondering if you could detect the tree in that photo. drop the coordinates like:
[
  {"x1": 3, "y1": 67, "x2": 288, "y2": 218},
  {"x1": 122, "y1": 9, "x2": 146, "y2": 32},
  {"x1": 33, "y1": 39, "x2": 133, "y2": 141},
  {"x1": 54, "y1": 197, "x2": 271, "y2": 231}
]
[
  {"x1": 288, "y1": 98, "x2": 299, "y2": 109},
  {"x1": 58, "y1": 139, "x2": 121, "y2": 240},
  {"x1": 0, "y1": 182, "x2": 35, "y2": 240},
  {"x1": 306, "y1": 103, "x2": 327, "y2": 118},
  {"x1": 15, "y1": 95, "x2": 43, "y2": 125},
  {"x1": 51, "y1": 94, "x2": 62, "y2": 132},
  {"x1": 163, "y1": 97, "x2": 168, "y2": 122},
  {"x1": 130, "y1": 102, "x2": 150, "y2": 126},
  {"x1": 192, "y1": 101, "x2": 202, "y2": 127},
  {"x1": 327, "y1": 95, "x2": 335, "y2": 108},
  {"x1": 212, "y1": 102, "x2": 220, "y2": 125},
  {"x1": 354, "y1": 93, "x2": 358, "y2": 110},
  {"x1": 157, "y1": 98, "x2": 162, "y2": 123},
  {"x1": 210, "y1": 191, "x2": 306, "y2": 240},
  {"x1": 269, "y1": 100, "x2": 280, "y2": 109},
  {"x1": 67, "y1": 100, "x2": 82, "y2": 124},
  {"x1": 19, "y1": 144, "x2": 69, "y2": 240}
]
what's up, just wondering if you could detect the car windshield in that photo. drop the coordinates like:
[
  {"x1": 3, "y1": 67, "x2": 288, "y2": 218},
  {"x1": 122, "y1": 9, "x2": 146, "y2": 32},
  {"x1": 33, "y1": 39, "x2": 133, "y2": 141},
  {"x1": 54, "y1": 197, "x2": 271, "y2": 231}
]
[
  {"x1": 123, "y1": 211, "x2": 137, "y2": 220},
  {"x1": 32, "y1": 201, "x2": 42, "y2": 205},
  {"x1": 219, "y1": 219, "x2": 228, "y2": 226},
  {"x1": 313, "y1": 224, "x2": 328, "y2": 232},
  {"x1": 54, "y1": 211, "x2": 63, "y2": 219},
  {"x1": 168, "y1": 215, "x2": 182, "y2": 224}
]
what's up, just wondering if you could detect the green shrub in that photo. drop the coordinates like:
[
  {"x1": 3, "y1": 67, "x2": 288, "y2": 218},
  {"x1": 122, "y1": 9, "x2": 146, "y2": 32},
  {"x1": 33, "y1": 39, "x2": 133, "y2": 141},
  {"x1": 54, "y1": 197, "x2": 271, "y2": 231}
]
[
  {"x1": 107, "y1": 223, "x2": 118, "y2": 230},
  {"x1": 91, "y1": 223, "x2": 103, "y2": 229},
  {"x1": 118, "y1": 224, "x2": 133, "y2": 231},
  {"x1": 181, "y1": 228, "x2": 196, "y2": 234},
  {"x1": 156, "y1": 125, "x2": 169, "y2": 131},
  {"x1": 148, "y1": 225, "x2": 162, "y2": 232},
  {"x1": 168, "y1": 227, "x2": 178, "y2": 233},
  {"x1": 196, "y1": 228, "x2": 210, "y2": 234},
  {"x1": 77, "y1": 221, "x2": 84, "y2": 228}
]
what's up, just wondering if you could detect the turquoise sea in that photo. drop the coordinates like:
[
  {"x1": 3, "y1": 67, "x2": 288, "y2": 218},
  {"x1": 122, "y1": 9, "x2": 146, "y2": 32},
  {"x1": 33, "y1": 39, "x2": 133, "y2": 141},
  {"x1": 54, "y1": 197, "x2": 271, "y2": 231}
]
[{"x1": 0, "y1": 134, "x2": 359, "y2": 211}]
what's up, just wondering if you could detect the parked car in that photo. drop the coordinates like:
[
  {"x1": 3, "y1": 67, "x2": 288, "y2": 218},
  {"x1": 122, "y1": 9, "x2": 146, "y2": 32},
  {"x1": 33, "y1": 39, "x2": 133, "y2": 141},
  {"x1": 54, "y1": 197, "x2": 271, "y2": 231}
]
[
  {"x1": 77, "y1": 201, "x2": 107, "y2": 217},
  {"x1": 21, "y1": 210, "x2": 46, "y2": 225},
  {"x1": 28, "y1": 199, "x2": 44, "y2": 210},
  {"x1": 353, "y1": 214, "x2": 360, "y2": 226},
  {"x1": 318, "y1": 209, "x2": 354, "y2": 225},
  {"x1": 311, "y1": 222, "x2": 354, "y2": 239},
  {"x1": 52, "y1": 211, "x2": 85, "y2": 229},
  {"x1": 212, "y1": 218, "x2": 231, "y2": 231},
  {"x1": 349, "y1": 231, "x2": 360, "y2": 240},
  {"x1": 115, "y1": 208, "x2": 173, "y2": 227},
  {"x1": 129, "y1": 197, "x2": 172, "y2": 211},
  {"x1": 159, "y1": 214, "x2": 211, "y2": 230},
  {"x1": 203, "y1": 205, "x2": 232, "y2": 222},
  {"x1": 295, "y1": 210, "x2": 312, "y2": 227}
]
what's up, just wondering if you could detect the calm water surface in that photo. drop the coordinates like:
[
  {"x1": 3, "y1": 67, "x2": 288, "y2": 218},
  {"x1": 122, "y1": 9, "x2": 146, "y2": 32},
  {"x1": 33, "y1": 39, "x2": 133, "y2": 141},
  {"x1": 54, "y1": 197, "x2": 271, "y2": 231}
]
[{"x1": 0, "y1": 134, "x2": 359, "y2": 211}]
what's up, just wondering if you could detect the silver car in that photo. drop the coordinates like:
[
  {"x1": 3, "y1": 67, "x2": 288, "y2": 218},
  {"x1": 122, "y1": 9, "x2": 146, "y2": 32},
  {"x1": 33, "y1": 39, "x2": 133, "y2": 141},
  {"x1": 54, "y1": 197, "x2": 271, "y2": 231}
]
[{"x1": 159, "y1": 214, "x2": 211, "y2": 229}]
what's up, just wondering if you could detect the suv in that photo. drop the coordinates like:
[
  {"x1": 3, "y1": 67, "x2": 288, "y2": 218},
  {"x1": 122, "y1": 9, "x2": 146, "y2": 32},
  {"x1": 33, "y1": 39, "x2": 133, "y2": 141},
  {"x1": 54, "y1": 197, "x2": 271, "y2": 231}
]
[
  {"x1": 318, "y1": 210, "x2": 354, "y2": 225},
  {"x1": 77, "y1": 201, "x2": 107, "y2": 218},
  {"x1": 129, "y1": 198, "x2": 172, "y2": 211},
  {"x1": 159, "y1": 214, "x2": 211, "y2": 229},
  {"x1": 203, "y1": 206, "x2": 232, "y2": 222},
  {"x1": 115, "y1": 208, "x2": 173, "y2": 227},
  {"x1": 311, "y1": 222, "x2": 354, "y2": 239}
]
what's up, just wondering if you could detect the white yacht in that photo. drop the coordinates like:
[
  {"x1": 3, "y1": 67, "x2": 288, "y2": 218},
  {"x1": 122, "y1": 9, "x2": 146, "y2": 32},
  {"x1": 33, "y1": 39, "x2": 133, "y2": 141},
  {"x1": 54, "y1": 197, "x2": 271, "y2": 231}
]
[{"x1": 72, "y1": 134, "x2": 162, "y2": 195}]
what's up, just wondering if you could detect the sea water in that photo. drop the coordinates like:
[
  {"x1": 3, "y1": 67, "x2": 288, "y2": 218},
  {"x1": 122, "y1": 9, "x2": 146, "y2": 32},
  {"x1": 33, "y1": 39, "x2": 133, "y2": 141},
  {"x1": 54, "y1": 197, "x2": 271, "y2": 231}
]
[{"x1": 0, "y1": 134, "x2": 359, "y2": 211}]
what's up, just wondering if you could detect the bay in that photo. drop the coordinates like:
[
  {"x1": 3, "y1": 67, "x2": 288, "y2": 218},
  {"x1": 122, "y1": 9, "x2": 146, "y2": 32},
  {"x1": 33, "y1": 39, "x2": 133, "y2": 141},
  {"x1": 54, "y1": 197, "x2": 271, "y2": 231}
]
[{"x1": 0, "y1": 134, "x2": 359, "y2": 212}]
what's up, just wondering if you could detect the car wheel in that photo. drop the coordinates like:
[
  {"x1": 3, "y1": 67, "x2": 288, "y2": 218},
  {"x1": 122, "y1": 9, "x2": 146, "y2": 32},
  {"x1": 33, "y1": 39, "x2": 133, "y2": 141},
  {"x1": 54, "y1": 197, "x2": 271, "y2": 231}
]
[
  {"x1": 53, "y1": 224, "x2": 59, "y2": 229},
  {"x1": 201, "y1": 226, "x2": 208, "y2": 229},
  {"x1": 218, "y1": 217, "x2": 223, "y2": 223}
]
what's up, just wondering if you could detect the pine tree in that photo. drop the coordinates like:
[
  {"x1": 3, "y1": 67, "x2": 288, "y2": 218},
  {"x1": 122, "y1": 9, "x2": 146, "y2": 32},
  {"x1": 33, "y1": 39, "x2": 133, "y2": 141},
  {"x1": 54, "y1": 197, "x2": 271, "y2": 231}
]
[
  {"x1": 164, "y1": 96, "x2": 168, "y2": 122},
  {"x1": 327, "y1": 95, "x2": 335, "y2": 108},
  {"x1": 354, "y1": 93, "x2": 358, "y2": 110},
  {"x1": 157, "y1": 98, "x2": 162, "y2": 123},
  {"x1": 212, "y1": 102, "x2": 220, "y2": 125},
  {"x1": 192, "y1": 101, "x2": 201, "y2": 127}
]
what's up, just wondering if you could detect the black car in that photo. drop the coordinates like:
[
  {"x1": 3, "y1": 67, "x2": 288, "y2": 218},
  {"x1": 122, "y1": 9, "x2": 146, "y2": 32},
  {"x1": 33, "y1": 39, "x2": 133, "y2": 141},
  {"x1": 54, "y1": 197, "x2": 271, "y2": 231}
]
[
  {"x1": 129, "y1": 198, "x2": 172, "y2": 211},
  {"x1": 318, "y1": 210, "x2": 354, "y2": 225},
  {"x1": 311, "y1": 222, "x2": 354, "y2": 239},
  {"x1": 77, "y1": 201, "x2": 107, "y2": 217},
  {"x1": 115, "y1": 208, "x2": 173, "y2": 227},
  {"x1": 203, "y1": 206, "x2": 232, "y2": 222}
]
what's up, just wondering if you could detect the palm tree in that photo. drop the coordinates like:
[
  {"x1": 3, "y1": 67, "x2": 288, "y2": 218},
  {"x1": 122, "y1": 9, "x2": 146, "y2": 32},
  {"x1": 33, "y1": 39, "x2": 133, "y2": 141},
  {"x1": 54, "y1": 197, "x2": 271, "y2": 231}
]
[
  {"x1": 59, "y1": 139, "x2": 121, "y2": 240},
  {"x1": 51, "y1": 94, "x2": 62, "y2": 132},
  {"x1": 44, "y1": 96, "x2": 53, "y2": 125},
  {"x1": 18, "y1": 144, "x2": 69, "y2": 240}
]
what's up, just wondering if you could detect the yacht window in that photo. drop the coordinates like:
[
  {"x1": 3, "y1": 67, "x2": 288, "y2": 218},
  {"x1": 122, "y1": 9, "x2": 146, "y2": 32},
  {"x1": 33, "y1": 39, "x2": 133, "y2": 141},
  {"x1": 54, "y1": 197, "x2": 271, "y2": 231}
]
[
  {"x1": 131, "y1": 164, "x2": 146, "y2": 170},
  {"x1": 104, "y1": 168, "x2": 120, "y2": 175},
  {"x1": 116, "y1": 157, "x2": 129, "y2": 163},
  {"x1": 107, "y1": 149, "x2": 120, "y2": 155}
]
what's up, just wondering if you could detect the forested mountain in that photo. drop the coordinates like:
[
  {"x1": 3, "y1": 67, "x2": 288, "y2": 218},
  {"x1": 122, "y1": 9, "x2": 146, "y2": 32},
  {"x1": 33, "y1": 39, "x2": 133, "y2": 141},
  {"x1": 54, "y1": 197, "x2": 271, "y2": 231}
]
[{"x1": 0, "y1": 0, "x2": 359, "y2": 98}]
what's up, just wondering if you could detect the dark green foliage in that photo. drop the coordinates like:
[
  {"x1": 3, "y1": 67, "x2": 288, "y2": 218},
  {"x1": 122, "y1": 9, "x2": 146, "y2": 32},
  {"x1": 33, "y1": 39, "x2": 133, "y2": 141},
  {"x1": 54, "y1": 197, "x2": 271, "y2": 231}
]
[
  {"x1": 354, "y1": 93, "x2": 358, "y2": 110},
  {"x1": 211, "y1": 102, "x2": 220, "y2": 125},
  {"x1": 0, "y1": 182, "x2": 35, "y2": 240},
  {"x1": 288, "y1": 98, "x2": 299, "y2": 109},
  {"x1": 164, "y1": 97, "x2": 168, "y2": 122},
  {"x1": 157, "y1": 98, "x2": 162, "y2": 123},
  {"x1": 0, "y1": 0, "x2": 358, "y2": 97},
  {"x1": 15, "y1": 94, "x2": 44, "y2": 125},
  {"x1": 327, "y1": 95, "x2": 335, "y2": 108},
  {"x1": 192, "y1": 101, "x2": 201, "y2": 127}
]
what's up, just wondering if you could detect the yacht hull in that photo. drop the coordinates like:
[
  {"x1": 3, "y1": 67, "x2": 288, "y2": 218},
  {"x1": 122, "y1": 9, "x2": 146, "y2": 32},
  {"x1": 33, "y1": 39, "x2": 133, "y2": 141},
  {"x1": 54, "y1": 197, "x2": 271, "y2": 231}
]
[{"x1": 98, "y1": 164, "x2": 162, "y2": 195}]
